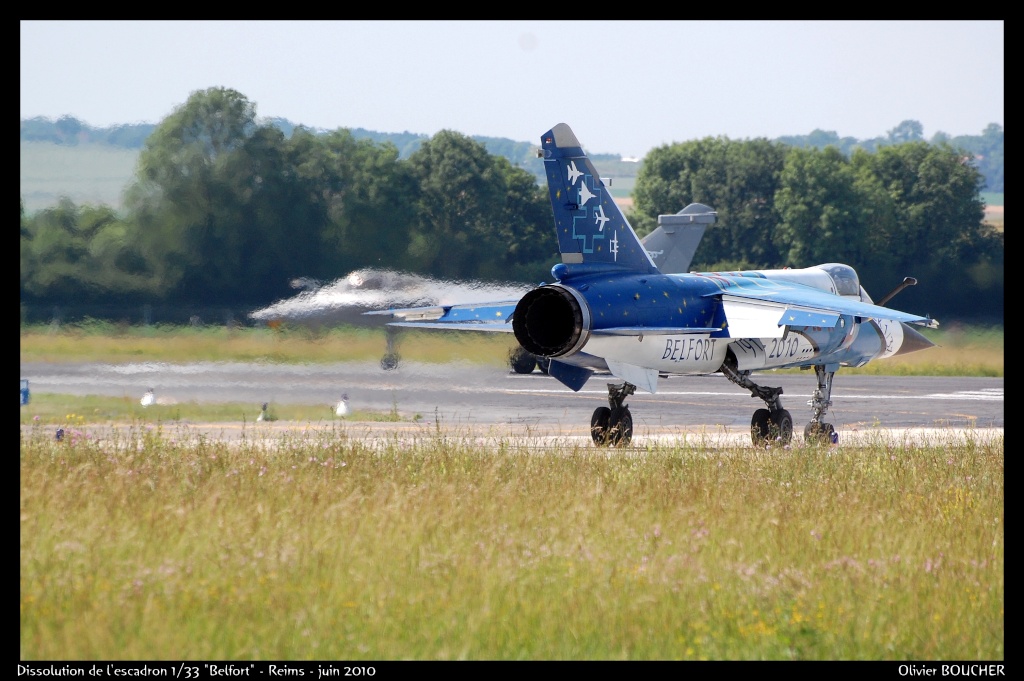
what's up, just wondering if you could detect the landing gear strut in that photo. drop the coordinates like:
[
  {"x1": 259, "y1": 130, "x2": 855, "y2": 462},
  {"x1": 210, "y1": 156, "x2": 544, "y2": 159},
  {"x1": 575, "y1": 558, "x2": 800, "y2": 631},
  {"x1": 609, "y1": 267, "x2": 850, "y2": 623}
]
[
  {"x1": 380, "y1": 326, "x2": 400, "y2": 371},
  {"x1": 721, "y1": 356, "x2": 840, "y2": 446},
  {"x1": 803, "y1": 365, "x2": 837, "y2": 444},
  {"x1": 720, "y1": 356, "x2": 793, "y2": 446},
  {"x1": 591, "y1": 382, "x2": 635, "y2": 447}
]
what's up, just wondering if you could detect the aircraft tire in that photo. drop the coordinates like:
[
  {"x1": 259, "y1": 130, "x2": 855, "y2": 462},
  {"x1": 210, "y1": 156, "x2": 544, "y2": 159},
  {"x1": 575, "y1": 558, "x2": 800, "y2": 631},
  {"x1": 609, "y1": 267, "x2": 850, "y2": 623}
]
[
  {"x1": 770, "y1": 409, "x2": 794, "y2": 445},
  {"x1": 380, "y1": 353, "x2": 400, "y2": 371},
  {"x1": 608, "y1": 407, "x2": 633, "y2": 447},
  {"x1": 510, "y1": 346, "x2": 537, "y2": 374},
  {"x1": 751, "y1": 409, "x2": 772, "y2": 446},
  {"x1": 536, "y1": 357, "x2": 551, "y2": 375},
  {"x1": 804, "y1": 421, "x2": 836, "y2": 445},
  {"x1": 591, "y1": 407, "x2": 611, "y2": 445}
]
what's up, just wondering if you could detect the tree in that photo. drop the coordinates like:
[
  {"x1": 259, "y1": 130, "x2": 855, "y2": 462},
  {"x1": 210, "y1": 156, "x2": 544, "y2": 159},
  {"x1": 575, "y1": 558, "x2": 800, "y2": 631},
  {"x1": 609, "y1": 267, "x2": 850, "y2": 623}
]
[
  {"x1": 886, "y1": 120, "x2": 925, "y2": 144},
  {"x1": 632, "y1": 137, "x2": 788, "y2": 269},
  {"x1": 490, "y1": 155, "x2": 557, "y2": 282},
  {"x1": 20, "y1": 199, "x2": 152, "y2": 300},
  {"x1": 405, "y1": 131, "x2": 506, "y2": 279},
  {"x1": 773, "y1": 146, "x2": 869, "y2": 267},
  {"x1": 124, "y1": 87, "x2": 266, "y2": 301},
  {"x1": 851, "y1": 141, "x2": 994, "y2": 316},
  {"x1": 311, "y1": 128, "x2": 419, "y2": 276},
  {"x1": 856, "y1": 142, "x2": 985, "y2": 267}
]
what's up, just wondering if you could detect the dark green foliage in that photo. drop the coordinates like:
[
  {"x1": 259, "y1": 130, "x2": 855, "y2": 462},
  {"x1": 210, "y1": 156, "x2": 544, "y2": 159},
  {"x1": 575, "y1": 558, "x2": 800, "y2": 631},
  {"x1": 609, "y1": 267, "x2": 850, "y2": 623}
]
[
  {"x1": 630, "y1": 135, "x2": 1000, "y2": 321},
  {"x1": 633, "y1": 136, "x2": 789, "y2": 269},
  {"x1": 19, "y1": 107, "x2": 1002, "y2": 322}
]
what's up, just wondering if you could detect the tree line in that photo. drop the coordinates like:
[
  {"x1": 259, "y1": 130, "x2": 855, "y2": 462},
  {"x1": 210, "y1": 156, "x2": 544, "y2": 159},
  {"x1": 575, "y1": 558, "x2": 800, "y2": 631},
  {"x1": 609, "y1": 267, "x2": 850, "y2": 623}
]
[{"x1": 20, "y1": 87, "x2": 1003, "y2": 323}]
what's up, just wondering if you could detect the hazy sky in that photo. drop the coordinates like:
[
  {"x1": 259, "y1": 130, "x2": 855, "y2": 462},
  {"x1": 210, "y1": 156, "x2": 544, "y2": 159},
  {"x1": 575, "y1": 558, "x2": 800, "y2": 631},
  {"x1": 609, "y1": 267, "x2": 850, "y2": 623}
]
[{"x1": 21, "y1": 20, "x2": 1004, "y2": 158}]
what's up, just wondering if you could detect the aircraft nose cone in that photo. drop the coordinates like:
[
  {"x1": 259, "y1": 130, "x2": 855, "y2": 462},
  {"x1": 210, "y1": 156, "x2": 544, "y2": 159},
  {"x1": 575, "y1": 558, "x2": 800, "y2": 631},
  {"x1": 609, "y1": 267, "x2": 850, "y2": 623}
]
[{"x1": 894, "y1": 322, "x2": 936, "y2": 356}]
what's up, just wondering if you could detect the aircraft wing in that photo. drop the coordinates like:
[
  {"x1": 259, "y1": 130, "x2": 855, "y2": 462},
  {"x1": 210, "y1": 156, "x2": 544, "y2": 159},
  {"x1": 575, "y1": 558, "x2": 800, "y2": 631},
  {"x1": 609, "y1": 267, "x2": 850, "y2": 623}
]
[
  {"x1": 364, "y1": 300, "x2": 519, "y2": 332},
  {"x1": 590, "y1": 326, "x2": 721, "y2": 336},
  {"x1": 712, "y1": 279, "x2": 938, "y2": 339}
]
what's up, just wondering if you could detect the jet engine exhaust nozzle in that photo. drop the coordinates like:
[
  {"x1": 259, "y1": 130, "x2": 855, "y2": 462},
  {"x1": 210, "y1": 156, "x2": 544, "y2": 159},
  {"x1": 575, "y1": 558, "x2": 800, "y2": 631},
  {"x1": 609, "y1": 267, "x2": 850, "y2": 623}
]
[{"x1": 512, "y1": 286, "x2": 591, "y2": 358}]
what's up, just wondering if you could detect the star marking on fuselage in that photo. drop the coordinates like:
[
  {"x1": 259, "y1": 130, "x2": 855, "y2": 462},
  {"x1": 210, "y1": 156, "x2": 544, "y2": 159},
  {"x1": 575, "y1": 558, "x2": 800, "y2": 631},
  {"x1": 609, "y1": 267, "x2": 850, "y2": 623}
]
[
  {"x1": 594, "y1": 204, "x2": 609, "y2": 231},
  {"x1": 566, "y1": 161, "x2": 583, "y2": 185}
]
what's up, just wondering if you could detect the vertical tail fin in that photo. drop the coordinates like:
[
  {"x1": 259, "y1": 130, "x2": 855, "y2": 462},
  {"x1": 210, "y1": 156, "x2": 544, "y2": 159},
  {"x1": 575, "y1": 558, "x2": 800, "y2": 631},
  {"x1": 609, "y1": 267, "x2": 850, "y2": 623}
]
[{"x1": 540, "y1": 123, "x2": 658, "y2": 274}]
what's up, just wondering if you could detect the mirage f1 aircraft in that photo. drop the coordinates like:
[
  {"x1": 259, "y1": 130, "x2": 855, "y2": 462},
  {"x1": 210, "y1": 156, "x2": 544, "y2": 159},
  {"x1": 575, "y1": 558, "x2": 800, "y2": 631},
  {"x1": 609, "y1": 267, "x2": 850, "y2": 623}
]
[{"x1": 369, "y1": 123, "x2": 939, "y2": 447}]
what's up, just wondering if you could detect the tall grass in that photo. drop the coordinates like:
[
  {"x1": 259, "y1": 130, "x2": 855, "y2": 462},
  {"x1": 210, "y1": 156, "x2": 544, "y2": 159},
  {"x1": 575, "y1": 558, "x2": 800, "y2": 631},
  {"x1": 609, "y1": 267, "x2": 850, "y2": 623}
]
[{"x1": 20, "y1": 425, "x2": 1003, "y2": 660}]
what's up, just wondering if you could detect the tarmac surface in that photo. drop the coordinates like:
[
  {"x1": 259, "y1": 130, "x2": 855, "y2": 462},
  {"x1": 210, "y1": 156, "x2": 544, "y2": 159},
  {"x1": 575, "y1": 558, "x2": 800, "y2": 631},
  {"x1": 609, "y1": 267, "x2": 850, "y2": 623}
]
[{"x1": 21, "y1": 360, "x2": 1003, "y2": 448}]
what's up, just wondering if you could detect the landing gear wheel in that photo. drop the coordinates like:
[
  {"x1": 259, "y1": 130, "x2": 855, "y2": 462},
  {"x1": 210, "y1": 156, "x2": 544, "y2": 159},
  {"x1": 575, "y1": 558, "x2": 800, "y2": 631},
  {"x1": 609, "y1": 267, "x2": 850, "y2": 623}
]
[
  {"x1": 804, "y1": 421, "x2": 836, "y2": 444},
  {"x1": 751, "y1": 408, "x2": 772, "y2": 445},
  {"x1": 536, "y1": 357, "x2": 551, "y2": 375},
  {"x1": 770, "y1": 409, "x2": 794, "y2": 445},
  {"x1": 509, "y1": 346, "x2": 537, "y2": 374},
  {"x1": 608, "y1": 407, "x2": 633, "y2": 447},
  {"x1": 380, "y1": 353, "x2": 400, "y2": 371},
  {"x1": 591, "y1": 407, "x2": 611, "y2": 445}
]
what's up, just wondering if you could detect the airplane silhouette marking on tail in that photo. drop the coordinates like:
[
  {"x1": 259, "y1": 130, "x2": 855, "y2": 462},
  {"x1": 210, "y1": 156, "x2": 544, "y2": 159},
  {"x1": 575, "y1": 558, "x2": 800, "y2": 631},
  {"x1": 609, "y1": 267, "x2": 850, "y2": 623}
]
[{"x1": 542, "y1": 123, "x2": 658, "y2": 273}]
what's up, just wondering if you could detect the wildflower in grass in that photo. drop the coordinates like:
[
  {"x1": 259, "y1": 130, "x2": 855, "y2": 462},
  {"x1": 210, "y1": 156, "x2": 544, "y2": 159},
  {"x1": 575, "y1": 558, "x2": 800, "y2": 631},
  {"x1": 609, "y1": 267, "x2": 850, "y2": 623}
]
[{"x1": 33, "y1": 415, "x2": 39, "y2": 421}]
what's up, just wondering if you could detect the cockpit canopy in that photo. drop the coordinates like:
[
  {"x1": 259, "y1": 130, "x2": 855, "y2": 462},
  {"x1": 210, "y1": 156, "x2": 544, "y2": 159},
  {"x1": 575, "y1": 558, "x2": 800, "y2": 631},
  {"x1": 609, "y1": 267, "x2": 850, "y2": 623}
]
[{"x1": 818, "y1": 263, "x2": 861, "y2": 297}]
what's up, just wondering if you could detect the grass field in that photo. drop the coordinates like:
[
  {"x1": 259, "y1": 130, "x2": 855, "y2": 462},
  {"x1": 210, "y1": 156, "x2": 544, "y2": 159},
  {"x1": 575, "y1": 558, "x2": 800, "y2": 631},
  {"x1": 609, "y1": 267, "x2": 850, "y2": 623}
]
[
  {"x1": 20, "y1": 421, "x2": 1003, "y2": 660},
  {"x1": 19, "y1": 322, "x2": 1004, "y2": 660}
]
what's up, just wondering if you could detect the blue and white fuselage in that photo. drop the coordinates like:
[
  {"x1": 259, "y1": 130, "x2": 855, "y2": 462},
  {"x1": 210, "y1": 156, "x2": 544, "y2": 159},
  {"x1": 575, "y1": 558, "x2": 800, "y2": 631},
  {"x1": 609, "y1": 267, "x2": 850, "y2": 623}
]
[{"x1": 371, "y1": 123, "x2": 938, "y2": 446}]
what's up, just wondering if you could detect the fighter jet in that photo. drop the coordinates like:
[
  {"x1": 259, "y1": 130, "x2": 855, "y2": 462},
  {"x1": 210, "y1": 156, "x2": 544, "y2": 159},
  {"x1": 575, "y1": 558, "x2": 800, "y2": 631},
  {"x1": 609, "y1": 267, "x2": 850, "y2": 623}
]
[{"x1": 369, "y1": 123, "x2": 938, "y2": 447}]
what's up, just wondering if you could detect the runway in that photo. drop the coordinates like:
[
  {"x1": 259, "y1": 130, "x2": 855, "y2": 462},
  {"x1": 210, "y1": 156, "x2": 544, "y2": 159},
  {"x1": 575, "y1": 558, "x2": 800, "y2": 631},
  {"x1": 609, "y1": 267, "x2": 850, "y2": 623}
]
[{"x1": 21, "y1": 359, "x2": 1003, "y2": 447}]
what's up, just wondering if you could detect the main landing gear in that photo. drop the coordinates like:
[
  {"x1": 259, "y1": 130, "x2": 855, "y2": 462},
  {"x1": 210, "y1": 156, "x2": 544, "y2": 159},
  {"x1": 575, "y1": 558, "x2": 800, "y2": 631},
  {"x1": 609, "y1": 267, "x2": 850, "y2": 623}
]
[
  {"x1": 380, "y1": 326, "x2": 400, "y2": 371},
  {"x1": 720, "y1": 356, "x2": 837, "y2": 446},
  {"x1": 509, "y1": 346, "x2": 551, "y2": 374},
  {"x1": 591, "y1": 382, "x2": 635, "y2": 447}
]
